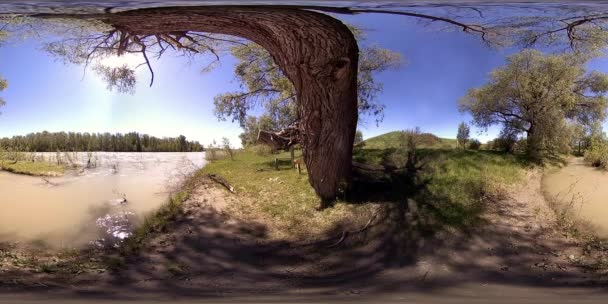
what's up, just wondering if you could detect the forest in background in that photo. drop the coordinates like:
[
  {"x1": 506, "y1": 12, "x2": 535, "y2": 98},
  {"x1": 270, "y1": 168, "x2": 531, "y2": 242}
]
[{"x1": 0, "y1": 131, "x2": 204, "y2": 152}]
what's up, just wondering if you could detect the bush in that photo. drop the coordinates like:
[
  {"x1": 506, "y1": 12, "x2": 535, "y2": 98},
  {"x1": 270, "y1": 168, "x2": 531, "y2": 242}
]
[
  {"x1": 584, "y1": 140, "x2": 608, "y2": 168},
  {"x1": 246, "y1": 144, "x2": 273, "y2": 156},
  {"x1": 468, "y1": 139, "x2": 482, "y2": 150},
  {"x1": 204, "y1": 148, "x2": 224, "y2": 161}
]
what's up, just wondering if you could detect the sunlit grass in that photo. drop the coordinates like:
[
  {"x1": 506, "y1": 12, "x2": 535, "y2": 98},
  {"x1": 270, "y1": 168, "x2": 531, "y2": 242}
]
[
  {"x1": 201, "y1": 149, "x2": 377, "y2": 240},
  {"x1": 202, "y1": 147, "x2": 529, "y2": 239},
  {"x1": 0, "y1": 160, "x2": 65, "y2": 176}
]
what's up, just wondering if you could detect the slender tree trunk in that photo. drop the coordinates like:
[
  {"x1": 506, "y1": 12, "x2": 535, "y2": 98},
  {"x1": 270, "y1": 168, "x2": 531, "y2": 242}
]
[
  {"x1": 95, "y1": 7, "x2": 359, "y2": 207},
  {"x1": 526, "y1": 126, "x2": 541, "y2": 161}
]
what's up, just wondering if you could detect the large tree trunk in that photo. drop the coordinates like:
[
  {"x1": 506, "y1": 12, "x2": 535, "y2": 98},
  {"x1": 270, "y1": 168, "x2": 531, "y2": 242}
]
[{"x1": 97, "y1": 7, "x2": 359, "y2": 206}]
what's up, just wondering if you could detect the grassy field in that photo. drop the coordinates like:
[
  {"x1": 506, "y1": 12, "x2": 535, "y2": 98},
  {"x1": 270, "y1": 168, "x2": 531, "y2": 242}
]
[
  {"x1": 362, "y1": 131, "x2": 458, "y2": 150},
  {"x1": 0, "y1": 160, "x2": 65, "y2": 176},
  {"x1": 353, "y1": 147, "x2": 529, "y2": 229},
  {"x1": 200, "y1": 131, "x2": 529, "y2": 239},
  {"x1": 201, "y1": 149, "x2": 377, "y2": 239}
]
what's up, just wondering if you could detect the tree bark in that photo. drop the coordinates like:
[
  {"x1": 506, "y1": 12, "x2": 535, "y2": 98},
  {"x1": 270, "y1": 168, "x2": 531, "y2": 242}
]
[{"x1": 97, "y1": 6, "x2": 359, "y2": 206}]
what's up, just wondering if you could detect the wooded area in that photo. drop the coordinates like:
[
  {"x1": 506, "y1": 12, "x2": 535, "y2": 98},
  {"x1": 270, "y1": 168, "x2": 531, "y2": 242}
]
[{"x1": 0, "y1": 131, "x2": 204, "y2": 152}]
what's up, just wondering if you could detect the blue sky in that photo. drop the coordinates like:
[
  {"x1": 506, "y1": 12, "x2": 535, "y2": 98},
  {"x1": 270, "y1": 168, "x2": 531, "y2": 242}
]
[{"x1": 1, "y1": 12, "x2": 608, "y2": 147}]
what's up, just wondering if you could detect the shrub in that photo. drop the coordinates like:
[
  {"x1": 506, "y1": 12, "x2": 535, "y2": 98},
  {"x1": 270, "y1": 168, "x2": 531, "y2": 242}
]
[
  {"x1": 468, "y1": 139, "x2": 482, "y2": 150},
  {"x1": 246, "y1": 144, "x2": 272, "y2": 156},
  {"x1": 584, "y1": 140, "x2": 608, "y2": 168}
]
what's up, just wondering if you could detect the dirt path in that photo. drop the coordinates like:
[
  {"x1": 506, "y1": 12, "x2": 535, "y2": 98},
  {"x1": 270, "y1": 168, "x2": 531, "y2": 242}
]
[{"x1": 2, "y1": 170, "x2": 607, "y2": 302}]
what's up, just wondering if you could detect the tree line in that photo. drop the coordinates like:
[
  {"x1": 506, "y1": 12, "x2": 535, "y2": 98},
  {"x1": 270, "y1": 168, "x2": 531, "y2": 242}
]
[{"x1": 0, "y1": 131, "x2": 204, "y2": 152}]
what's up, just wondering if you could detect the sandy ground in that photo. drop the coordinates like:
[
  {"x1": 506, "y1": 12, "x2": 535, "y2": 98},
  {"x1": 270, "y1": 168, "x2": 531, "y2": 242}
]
[{"x1": 1, "y1": 169, "x2": 608, "y2": 302}]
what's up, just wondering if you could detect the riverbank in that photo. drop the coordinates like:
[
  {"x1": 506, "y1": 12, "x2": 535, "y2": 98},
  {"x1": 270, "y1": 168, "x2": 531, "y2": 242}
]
[{"x1": 0, "y1": 160, "x2": 64, "y2": 176}]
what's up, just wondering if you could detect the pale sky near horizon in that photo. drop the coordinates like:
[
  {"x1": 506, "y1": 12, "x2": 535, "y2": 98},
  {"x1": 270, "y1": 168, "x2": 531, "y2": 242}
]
[{"x1": 1, "y1": 11, "x2": 608, "y2": 147}]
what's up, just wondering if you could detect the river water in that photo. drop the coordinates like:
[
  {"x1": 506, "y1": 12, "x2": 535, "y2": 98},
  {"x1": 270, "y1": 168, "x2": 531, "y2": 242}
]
[
  {"x1": 542, "y1": 158, "x2": 608, "y2": 238},
  {"x1": 0, "y1": 152, "x2": 205, "y2": 248}
]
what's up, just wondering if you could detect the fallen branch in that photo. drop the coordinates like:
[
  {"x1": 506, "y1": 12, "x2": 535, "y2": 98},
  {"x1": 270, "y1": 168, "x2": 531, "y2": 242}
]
[
  {"x1": 208, "y1": 174, "x2": 236, "y2": 193},
  {"x1": 258, "y1": 124, "x2": 301, "y2": 150}
]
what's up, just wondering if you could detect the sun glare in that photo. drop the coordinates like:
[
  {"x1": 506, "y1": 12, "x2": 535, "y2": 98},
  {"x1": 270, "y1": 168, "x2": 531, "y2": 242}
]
[{"x1": 98, "y1": 53, "x2": 142, "y2": 68}]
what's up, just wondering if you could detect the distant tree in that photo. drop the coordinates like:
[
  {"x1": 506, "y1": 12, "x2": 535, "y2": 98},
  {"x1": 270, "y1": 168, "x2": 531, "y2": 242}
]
[
  {"x1": 354, "y1": 130, "x2": 364, "y2": 146},
  {"x1": 461, "y1": 50, "x2": 608, "y2": 160},
  {"x1": 0, "y1": 76, "x2": 6, "y2": 113},
  {"x1": 492, "y1": 128, "x2": 519, "y2": 153},
  {"x1": 0, "y1": 131, "x2": 203, "y2": 152},
  {"x1": 457, "y1": 122, "x2": 470, "y2": 149},
  {"x1": 569, "y1": 123, "x2": 588, "y2": 156},
  {"x1": 468, "y1": 139, "x2": 482, "y2": 150},
  {"x1": 222, "y1": 137, "x2": 234, "y2": 161},
  {"x1": 177, "y1": 135, "x2": 188, "y2": 152}
]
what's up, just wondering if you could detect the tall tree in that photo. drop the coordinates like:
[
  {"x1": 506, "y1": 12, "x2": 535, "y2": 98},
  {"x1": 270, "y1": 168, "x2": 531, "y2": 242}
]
[
  {"x1": 457, "y1": 122, "x2": 470, "y2": 149},
  {"x1": 460, "y1": 50, "x2": 608, "y2": 160}
]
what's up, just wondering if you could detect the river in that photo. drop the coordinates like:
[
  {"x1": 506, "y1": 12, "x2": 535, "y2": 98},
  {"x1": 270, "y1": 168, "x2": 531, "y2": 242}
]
[
  {"x1": 542, "y1": 157, "x2": 608, "y2": 238},
  {"x1": 0, "y1": 152, "x2": 205, "y2": 248}
]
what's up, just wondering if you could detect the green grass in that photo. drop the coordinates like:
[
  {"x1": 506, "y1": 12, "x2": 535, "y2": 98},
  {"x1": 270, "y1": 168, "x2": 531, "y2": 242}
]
[
  {"x1": 0, "y1": 160, "x2": 65, "y2": 176},
  {"x1": 363, "y1": 131, "x2": 458, "y2": 150},
  {"x1": 202, "y1": 141, "x2": 529, "y2": 239},
  {"x1": 201, "y1": 150, "x2": 377, "y2": 239},
  {"x1": 353, "y1": 148, "x2": 529, "y2": 229}
]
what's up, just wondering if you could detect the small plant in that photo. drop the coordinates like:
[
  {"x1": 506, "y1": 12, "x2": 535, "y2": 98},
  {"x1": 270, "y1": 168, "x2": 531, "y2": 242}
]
[{"x1": 222, "y1": 137, "x2": 234, "y2": 161}]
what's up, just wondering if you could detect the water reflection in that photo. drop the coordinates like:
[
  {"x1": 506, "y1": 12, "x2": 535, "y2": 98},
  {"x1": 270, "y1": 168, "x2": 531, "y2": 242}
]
[{"x1": 0, "y1": 152, "x2": 205, "y2": 247}]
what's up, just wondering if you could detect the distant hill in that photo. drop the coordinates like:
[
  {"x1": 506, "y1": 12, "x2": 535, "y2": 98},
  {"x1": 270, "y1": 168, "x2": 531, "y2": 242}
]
[{"x1": 362, "y1": 131, "x2": 458, "y2": 149}]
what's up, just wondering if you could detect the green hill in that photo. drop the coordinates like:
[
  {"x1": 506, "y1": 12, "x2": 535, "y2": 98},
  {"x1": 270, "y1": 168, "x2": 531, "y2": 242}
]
[{"x1": 362, "y1": 131, "x2": 458, "y2": 149}]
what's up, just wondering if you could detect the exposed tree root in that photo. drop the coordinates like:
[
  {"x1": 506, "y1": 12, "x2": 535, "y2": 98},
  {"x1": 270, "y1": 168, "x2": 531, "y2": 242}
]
[{"x1": 207, "y1": 174, "x2": 236, "y2": 193}]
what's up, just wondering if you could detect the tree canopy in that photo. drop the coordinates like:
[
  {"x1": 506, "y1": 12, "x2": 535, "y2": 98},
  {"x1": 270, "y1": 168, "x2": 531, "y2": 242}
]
[
  {"x1": 213, "y1": 26, "x2": 402, "y2": 134},
  {"x1": 460, "y1": 49, "x2": 608, "y2": 159}
]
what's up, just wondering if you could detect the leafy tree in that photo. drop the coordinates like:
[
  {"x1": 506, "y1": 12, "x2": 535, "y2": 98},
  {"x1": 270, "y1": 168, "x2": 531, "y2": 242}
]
[
  {"x1": 0, "y1": 76, "x2": 6, "y2": 113},
  {"x1": 214, "y1": 26, "x2": 402, "y2": 130},
  {"x1": 457, "y1": 122, "x2": 470, "y2": 148},
  {"x1": 460, "y1": 49, "x2": 608, "y2": 160},
  {"x1": 222, "y1": 137, "x2": 234, "y2": 161},
  {"x1": 354, "y1": 130, "x2": 364, "y2": 146}
]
